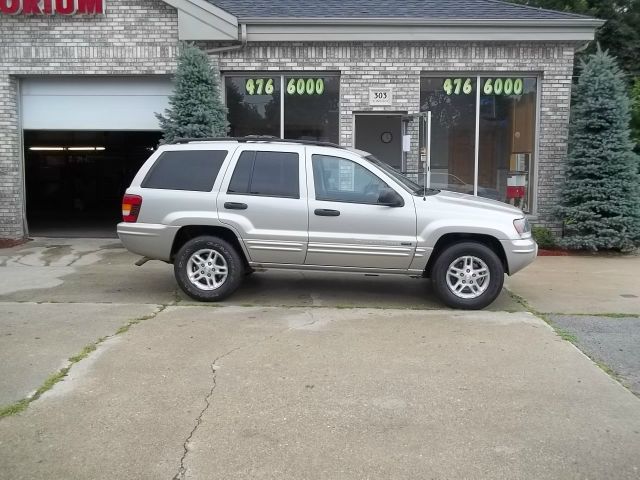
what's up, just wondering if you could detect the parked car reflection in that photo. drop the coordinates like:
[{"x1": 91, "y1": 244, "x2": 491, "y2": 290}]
[{"x1": 430, "y1": 173, "x2": 502, "y2": 201}]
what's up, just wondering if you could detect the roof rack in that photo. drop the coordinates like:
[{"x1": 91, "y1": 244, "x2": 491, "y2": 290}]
[{"x1": 172, "y1": 136, "x2": 346, "y2": 150}]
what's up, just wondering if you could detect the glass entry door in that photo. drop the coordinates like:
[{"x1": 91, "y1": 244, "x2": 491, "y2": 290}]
[{"x1": 420, "y1": 78, "x2": 477, "y2": 196}]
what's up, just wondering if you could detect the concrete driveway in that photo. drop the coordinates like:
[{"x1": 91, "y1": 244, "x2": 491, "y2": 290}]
[{"x1": 1, "y1": 239, "x2": 639, "y2": 480}]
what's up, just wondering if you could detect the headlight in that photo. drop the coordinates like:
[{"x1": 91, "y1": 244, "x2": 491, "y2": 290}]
[{"x1": 513, "y1": 218, "x2": 532, "y2": 238}]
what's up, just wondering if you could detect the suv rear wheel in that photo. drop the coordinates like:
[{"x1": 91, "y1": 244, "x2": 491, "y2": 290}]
[
  {"x1": 431, "y1": 241, "x2": 504, "y2": 310},
  {"x1": 174, "y1": 236, "x2": 244, "y2": 302}
]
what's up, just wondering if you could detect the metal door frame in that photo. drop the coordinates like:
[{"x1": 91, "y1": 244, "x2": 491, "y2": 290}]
[{"x1": 401, "y1": 111, "x2": 432, "y2": 189}]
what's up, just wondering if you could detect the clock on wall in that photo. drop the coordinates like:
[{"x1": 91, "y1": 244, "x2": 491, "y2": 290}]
[{"x1": 381, "y1": 131, "x2": 393, "y2": 143}]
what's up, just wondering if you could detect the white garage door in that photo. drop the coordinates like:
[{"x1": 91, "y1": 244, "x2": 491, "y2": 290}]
[{"x1": 21, "y1": 76, "x2": 173, "y2": 131}]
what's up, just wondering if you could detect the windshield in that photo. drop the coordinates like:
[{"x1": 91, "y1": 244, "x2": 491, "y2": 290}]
[{"x1": 364, "y1": 155, "x2": 439, "y2": 195}]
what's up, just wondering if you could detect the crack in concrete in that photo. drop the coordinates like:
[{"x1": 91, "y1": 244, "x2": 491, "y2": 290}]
[
  {"x1": 172, "y1": 362, "x2": 218, "y2": 480},
  {"x1": 302, "y1": 309, "x2": 320, "y2": 328},
  {"x1": 172, "y1": 342, "x2": 244, "y2": 480},
  {"x1": 173, "y1": 308, "x2": 319, "y2": 479}
]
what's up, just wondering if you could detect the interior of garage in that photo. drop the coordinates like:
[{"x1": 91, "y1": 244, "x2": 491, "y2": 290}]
[{"x1": 24, "y1": 131, "x2": 161, "y2": 237}]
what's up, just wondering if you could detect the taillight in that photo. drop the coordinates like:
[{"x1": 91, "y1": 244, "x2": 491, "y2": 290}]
[{"x1": 122, "y1": 194, "x2": 142, "y2": 222}]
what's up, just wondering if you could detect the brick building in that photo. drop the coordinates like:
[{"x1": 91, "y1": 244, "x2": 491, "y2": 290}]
[{"x1": 0, "y1": 0, "x2": 601, "y2": 239}]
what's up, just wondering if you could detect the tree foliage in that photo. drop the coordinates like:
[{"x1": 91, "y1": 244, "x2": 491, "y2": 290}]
[
  {"x1": 156, "y1": 43, "x2": 228, "y2": 144},
  {"x1": 509, "y1": 1, "x2": 640, "y2": 77},
  {"x1": 632, "y1": 78, "x2": 640, "y2": 151},
  {"x1": 558, "y1": 48, "x2": 640, "y2": 251}
]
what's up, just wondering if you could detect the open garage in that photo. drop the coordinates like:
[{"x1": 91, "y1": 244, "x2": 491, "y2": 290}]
[
  {"x1": 24, "y1": 130, "x2": 160, "y2": 237},
  {"x1": 21, "y1": 76, "x2": 170, "y2": 237}
]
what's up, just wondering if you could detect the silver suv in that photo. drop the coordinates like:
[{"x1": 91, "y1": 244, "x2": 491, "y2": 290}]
[{"x1": 118, "y1": 138, "x2": 537, "y2": 309}]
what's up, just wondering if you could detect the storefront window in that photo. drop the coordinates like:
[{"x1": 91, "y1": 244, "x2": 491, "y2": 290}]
[
  {"x1": 479, "y1": 77, "x2": 537, "y2": 212},
  {"x1": 420, "y1": 76, "x2": 537, "y2": 212},
  {"x1": 225, "y1": 76, "x2": 281, "y2": 137},
  {"x1": 224, "y1": 74, "x2": 339, "y2": 143},
  {"x1": 284, "y1": 76, "x2": 339, "y2": 143}
]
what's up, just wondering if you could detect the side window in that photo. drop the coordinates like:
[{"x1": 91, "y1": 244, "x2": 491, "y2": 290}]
[
  {"x1": 227, "y1": 151, "x2": 254, "y2": 194},
  {"x1": 141, "y1": 150, "x2": 227, "y2": 192},
  {"x1": 312, "y1": 154, "x2": 389, "y2": 204},
  {"x1": 228, "y1": 150, "x2": 300, "y2": 198}
]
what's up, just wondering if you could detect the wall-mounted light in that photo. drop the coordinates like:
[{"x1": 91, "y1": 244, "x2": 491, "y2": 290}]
[
  {"x1": 29, "y1": 146, "x2": 106, "y2": 152},
  {"x1": 68, "y1": 147, "x2": 106, "y2": 151}
]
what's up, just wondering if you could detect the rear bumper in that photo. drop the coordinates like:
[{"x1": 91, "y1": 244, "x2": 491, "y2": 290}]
[
  {"x1": 117, "y1": 223, "x2": 179, "y2": 262},
  {"x1": 501, "y1": 237, "x2": 538, "y2": 275}
]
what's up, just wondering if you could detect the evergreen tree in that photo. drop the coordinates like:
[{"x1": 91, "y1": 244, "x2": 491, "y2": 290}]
[
  {"x1": 508, "y1": 1, "x2": 640, "y2": 78},
  {"x1": 156, "y1": 43, "x2": 228, "y2": 144},
  {"x1": 632, "y1": 78, "x2": 640, "y2": 150},
  {"x1": 558, "y1": 48, "x2": 640, "y2": 251}
]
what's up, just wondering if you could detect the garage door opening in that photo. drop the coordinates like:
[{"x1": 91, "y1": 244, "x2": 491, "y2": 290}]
[{"x1": 24, "y1": 131, "x2": 161, "y2": 237}]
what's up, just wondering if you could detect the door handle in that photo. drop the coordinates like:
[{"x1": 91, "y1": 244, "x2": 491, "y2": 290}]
[
  {"x1": 224, "y1": 202, "x2": 248, "y2": 210},
  {"x1": 314, "y1": 209, "x2": 340, "y2": 217}
]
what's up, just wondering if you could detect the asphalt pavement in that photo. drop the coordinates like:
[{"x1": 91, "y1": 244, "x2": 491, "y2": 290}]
[{"x1": 549, "y1": 314, "x2": 640, "y2": 395}]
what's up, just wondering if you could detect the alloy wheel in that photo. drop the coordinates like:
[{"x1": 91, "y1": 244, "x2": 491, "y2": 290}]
[
  {"x1": 186, "y1": 249, "x2": 229, "y2": 290},
  {"x1": 445, "y1": 255, "x2": 491, "y2": 299}
]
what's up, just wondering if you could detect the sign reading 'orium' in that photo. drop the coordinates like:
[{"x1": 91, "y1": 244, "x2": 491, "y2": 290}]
[{"x1": 0, "y1": 0, "x2": 104, "y2": 15}]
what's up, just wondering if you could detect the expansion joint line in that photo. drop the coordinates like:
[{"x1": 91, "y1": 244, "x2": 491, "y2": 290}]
[{"x1": 0, "y1": 303, "x2": 168, "y2": 420}]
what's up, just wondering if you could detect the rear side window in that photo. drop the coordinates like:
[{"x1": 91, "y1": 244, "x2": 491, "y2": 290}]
[
  {"x1": 141, "y1": 150, "x2": 227, "y2": 191},
  {"x1": 227, "y1": 150, "x2": 300, "y2": 198}
]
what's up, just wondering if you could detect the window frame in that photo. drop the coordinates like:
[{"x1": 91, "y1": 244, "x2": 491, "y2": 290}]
[
  {"x1": 419, "y1": 72, "x2": 541, "y2": 215},
  {"x1": 223, "y1": 72, "x2": 340, "y2": 141},
  {"x1": 226, "y1": 149, "x2": 302, "y2": 199}
]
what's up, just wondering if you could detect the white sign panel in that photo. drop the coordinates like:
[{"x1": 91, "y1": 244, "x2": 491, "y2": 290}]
[
  {"x1": 369, "y1": 88, "x2": 393, "y2": 106},
  {"x1": 402, "y1": 135, "x2": 411, "y2": 152}
]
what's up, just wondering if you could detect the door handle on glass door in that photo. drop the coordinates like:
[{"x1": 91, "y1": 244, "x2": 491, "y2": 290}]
[{"x1": 314, "y1": 209, "x2": 340, "y2": 217}]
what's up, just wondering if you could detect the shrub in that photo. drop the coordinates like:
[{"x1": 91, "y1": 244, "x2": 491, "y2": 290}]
[{"x1": 532, "y1": 226, "x2": 556, "y2": 249}]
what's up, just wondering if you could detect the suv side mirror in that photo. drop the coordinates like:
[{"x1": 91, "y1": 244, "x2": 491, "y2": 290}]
[{"x1": 378, "y1": 188, "x2": 404, "y2": 207}]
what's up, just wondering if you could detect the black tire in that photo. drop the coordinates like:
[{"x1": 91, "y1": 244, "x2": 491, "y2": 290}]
[
  {"x1": 431, "y1": 241, "x2": 504, "y2": 310},
  {"x1": 174, "y1": 235, "x2": 244, "y2": 302}
]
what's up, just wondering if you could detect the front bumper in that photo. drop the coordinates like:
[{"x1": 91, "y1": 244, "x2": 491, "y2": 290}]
[
  {"x1": 501, "y1": 237, "x2": 538, "y2": 275},
  {"x1": 117, "y1": 222, "x2": 179, "y2": 262}
]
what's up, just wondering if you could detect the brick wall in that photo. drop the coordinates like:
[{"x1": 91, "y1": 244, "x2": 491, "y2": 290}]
[
  {"x1": 215, "y1": 42, "x2": 577, "y2": 233},
  {"x1": 0, "y1": 4, "x2": 576, "y2": 238},
  {"x1": 0, "y1": 0, "x2": 179, "y2": 239}
]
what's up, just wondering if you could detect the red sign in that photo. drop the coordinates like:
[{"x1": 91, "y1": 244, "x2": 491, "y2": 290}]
[
  {"x1": 506, "y1": 186, "x2": 526, "y2": 199},
  {"x1": 0, "y1": 0, "x2": 104, "y2": 15}
]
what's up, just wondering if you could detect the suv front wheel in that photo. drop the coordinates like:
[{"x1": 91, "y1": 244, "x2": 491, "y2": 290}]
[
  {"x1": 174, "y1": 236, "x2": 245, "y2": 302},
  {"x1": 431, "y1": 241, "x2": 504, "y2": 310}
]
